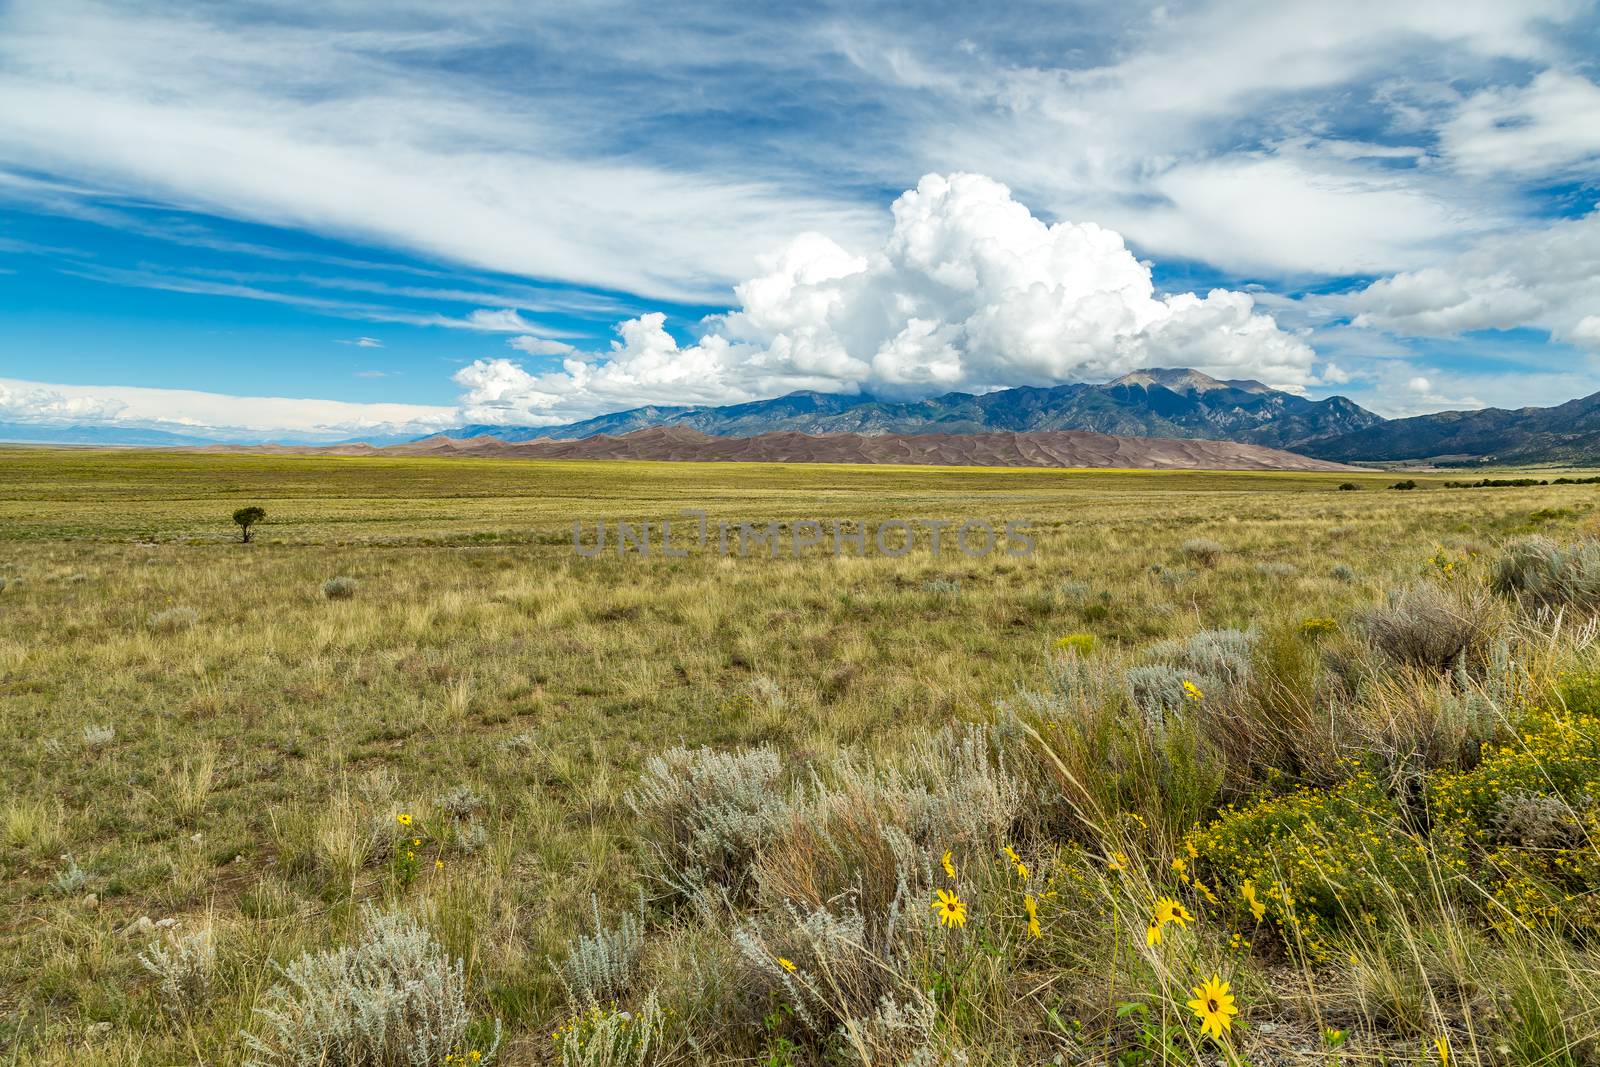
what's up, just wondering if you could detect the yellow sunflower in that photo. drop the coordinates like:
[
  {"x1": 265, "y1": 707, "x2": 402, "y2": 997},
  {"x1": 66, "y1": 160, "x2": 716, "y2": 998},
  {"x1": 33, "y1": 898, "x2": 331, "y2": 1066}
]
[
  {"x1": 941, "y1": 850, "x2": 957, "y2": 880},
  {"x1": 1187, "y1": 974, "x2": 1238, "y2": 1041},
  {"x1": 932, "y1": 888, "x2": 968, "y2": 928},
  {"x1": 1155, "y1": 896, "x2": 1194, "y2": 928}
]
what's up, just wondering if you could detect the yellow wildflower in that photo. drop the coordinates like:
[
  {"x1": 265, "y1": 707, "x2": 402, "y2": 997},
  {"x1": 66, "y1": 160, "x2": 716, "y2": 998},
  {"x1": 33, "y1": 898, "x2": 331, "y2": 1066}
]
[
  {"x1": 1182, "y1": 680, "x2": 1204, "y2": 703},
  {"x1": 1155, "y1": 896, "x2": 1194, "y2": 928},
  {"x1": 1434, "y1": 1036, "x2": 1450, "y2": 1065},
  {"x1": 396, "y1": 813, "x2": 413, "y2": 827},
  {"x1": 1108, "y1": 851, "x2": 1128, "y2": 872},
  {"x1": 778, "y1": 957, "x2": 797, "y2": 973},
  {"x1": 932, "y1": 888, "x2": 968, "y2": 928},
  {"x1": 1024, "y1": 894, "x2": 1041, "y2": 939},
  {"x1": 1242, "y1": 880, "x2": 1266, "y2": 921},
  {"x1": 1187, "y1": 974, "x2": 1238, "y2": 1041},
  {"x1": 1003, "y1": 845, "x2": 1029, "y2": 878},
  {"x1": 941, "y1": 850, "x2": 957, "y2": 879}
]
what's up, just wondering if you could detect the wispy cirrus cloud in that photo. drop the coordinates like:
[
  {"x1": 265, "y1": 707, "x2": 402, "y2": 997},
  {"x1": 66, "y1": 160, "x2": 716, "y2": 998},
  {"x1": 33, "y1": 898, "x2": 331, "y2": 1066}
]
[{"x1": 2, "y1": 0, "x2": 1599, "y2": 429}]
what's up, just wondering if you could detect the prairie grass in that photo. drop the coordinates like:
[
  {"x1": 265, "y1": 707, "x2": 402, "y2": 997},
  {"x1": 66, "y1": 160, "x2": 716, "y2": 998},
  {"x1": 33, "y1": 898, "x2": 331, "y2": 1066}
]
[{"x1": 2, "y1": 449, "x2": 1600, "y2": 1063}]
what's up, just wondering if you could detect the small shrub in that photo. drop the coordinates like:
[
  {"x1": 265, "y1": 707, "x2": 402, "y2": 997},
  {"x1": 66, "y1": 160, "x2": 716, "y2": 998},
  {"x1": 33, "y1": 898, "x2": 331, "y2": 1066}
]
[
  {"x1": 81, "y1": 724, "x2": 115, "y2": 750},
  {"x1": 1358, "y1": 582, "x2": 1498, "y2": 673},
  {"x1": 1180, "y1": 538, "x2": 1226, "y2": 566},
  {"x1": 139, "y1": 927, "x2": 216, "y2": 1019},
  {"x1": 558, "y1": 897, "x2": 644, "y2": 1012},
  {"x1": 1390, "y1": 479, "x2": 1418, "y2": 491},
  {"x1": 1430, "y1": 706, "x2": 1600, "y2": 932},
  {"x1": 52, "y1": 854, "x2": 88, "y2": 895},
  {"x1": 1054, "y1": 633, "x2": 1096, "y2": 656},
  {"x1": 1330, "y1": 564, "x2": 1357, "y2": 583},
  {"x1": 626, "y1": 745, "x2": 791, "y2": 902},
  {"x1": 243, "y1": 907, "x2": 497, "y2": 1067},
  {"x1": 1254, "y1": 561, "x2": 1299, "y2": 579},
  {"x1": 551, "y1": 992, "x2": 665, "y2": 1067},
  {"x1": 434, "y1": 785, "x2": 485, "y2": 822},
  {"x1": 1298, "y1": 617, "x2": 1339, "y2": 639},
  {"x1": 1338, "y1": 482, "x2": 1359, "y2": 491},
  {"x1": 322, "y1": 576, "x2": 359, "y2": 600},
  {"x1": 147, "y1": 607, "x2": 198, "y2": 632},
  {"x1": 1185, "y1": 767, "x2": 1430, "y2": 957},
  {"x1": 1489, "y1": 536, "x2": 1600, "y2": 613}
]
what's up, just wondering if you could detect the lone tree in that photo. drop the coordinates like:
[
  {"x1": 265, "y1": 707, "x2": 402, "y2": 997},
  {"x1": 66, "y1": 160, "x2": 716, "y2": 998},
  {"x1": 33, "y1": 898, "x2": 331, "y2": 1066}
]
[{"x1": 232, "y1": 505, "x2": 266, "y2": 543}]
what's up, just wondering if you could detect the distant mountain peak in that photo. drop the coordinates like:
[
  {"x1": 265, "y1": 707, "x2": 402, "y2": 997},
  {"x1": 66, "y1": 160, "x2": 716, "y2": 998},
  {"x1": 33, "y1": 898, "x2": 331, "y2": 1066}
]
[{"x1": 1108, "y1": 368, "x2": 1271, "y2": 395}]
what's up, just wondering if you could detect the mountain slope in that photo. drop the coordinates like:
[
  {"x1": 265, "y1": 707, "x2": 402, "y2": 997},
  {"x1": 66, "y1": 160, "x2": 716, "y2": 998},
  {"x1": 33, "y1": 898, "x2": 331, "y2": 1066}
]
[
  {"x1": 449, "y1": 368, "x2": 1383, "y2": 450},
  {"x1": 366, "y1": 425, "x2": 1363, "y2": 471},
  {"x1": 1307, "y1": 390, "x2": 1600, "y2": 465}
]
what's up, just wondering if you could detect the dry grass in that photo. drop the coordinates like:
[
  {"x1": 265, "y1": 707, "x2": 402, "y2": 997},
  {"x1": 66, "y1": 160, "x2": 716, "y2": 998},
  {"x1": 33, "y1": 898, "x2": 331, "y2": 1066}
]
[{"x1": 2, "y1": 449, "x2": 1599, "y2": 1064}]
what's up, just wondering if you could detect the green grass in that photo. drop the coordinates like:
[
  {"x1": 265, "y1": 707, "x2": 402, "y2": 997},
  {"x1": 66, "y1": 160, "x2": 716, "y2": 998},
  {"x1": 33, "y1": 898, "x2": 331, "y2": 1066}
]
[{"x1": 2, "y1": 449, "x2": 1599, "y2": 1064}]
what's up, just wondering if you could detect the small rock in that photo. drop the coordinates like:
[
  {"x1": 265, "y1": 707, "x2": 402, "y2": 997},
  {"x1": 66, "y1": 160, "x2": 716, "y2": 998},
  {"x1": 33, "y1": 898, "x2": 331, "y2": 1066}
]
[
  {"x1": 1257, "y1": 1022, "x2": 1278, "y2": 1035},
  {"x1": 155, "y1": 917, "x2": 179, "y2": 929},
  {"x1": 86, "y1": 1022, "x2": 112, "y2": 1038},
  {"x1": 128, "y1": 915, "x2": 155, "y2": 935},
  {"x1": 190, "y1": 832, "x2": 203, "y2": 843},
  {"x1": 82, "y1": 893, "x2": 98, "y2": 908}
]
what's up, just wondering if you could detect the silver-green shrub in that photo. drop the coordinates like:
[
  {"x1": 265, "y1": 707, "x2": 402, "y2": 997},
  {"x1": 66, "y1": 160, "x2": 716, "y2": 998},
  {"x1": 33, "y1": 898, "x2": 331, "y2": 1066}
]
[
  {"x1": 560, "y1": 896, "x2": 645, "y2": 1012},
  {"x1": 1179, "y1": 538, "x2": 1226, "y2": 566},
  {"x1": 556, "y1": 992, "x2": 665, "y2": 1067},
  {"x1": 626, "y1": 745, "x2": 790, "y2": 902},
  {"x1": 242, "y1": 907, "x2": 497, "y2": 1067},
  {"x1": 434, "y1": 785, "x2": 485, "y2": 821},
  {"x1": 139, "y1": 927, "x2": 216, "y2": 1019},
  {"x1": 82, "y1": 724, "x2": 115, "y2": 750},
  {"x1": 322, "y1": 576, "x2": 359, "y2": 600},
  {"x1": 148, "y1": 607, "x2": 198, "y2": 632},
  {"x1": 52, "y1": 854, "x2": 87, "y2": 894},
  {"x1": 1490, "y1": 536, "x2": 1600, "y2": 612}
]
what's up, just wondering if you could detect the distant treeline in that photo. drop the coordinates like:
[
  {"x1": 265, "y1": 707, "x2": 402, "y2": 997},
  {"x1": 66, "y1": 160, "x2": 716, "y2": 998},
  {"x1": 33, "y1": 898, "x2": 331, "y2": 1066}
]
[{"x1": 1442, "y1": 475, "x2": 1600, "y2": 488}]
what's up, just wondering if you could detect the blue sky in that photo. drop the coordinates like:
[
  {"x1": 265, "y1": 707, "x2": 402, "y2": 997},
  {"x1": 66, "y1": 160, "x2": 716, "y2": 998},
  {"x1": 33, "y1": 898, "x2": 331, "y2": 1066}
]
[{"x1": 1, "y1": 0, "x2": 1598, "y2": 440}]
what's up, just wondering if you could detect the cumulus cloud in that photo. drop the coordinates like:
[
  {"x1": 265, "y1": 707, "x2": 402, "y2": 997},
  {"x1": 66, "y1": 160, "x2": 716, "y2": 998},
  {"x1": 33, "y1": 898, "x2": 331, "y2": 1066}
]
[
  {"x1": 1352, "y1": 210, "x2": 1600, "y2": 349},
  {"x1": 0, "y1": 382, "x2": 127, "y2": 424},
  {"x1": 454, "y1": 173, "x2": 1318, "y2": 426}
]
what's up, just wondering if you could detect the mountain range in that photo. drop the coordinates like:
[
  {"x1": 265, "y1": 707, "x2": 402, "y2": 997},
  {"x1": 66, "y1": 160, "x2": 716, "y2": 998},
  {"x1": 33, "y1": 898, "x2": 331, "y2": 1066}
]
[
  {"x1": 12, "y1": 368, "x2": 1600, "y2": 466},
  {"x1": 445, "y1": 368, "x2": 1600, "y2": 466},
  {"x1": 449, "y1": 368, "x2": 1383, "y2": 453},
  {"x1": 203, "y1": 425, "x2": 1360, "y2": 472}
]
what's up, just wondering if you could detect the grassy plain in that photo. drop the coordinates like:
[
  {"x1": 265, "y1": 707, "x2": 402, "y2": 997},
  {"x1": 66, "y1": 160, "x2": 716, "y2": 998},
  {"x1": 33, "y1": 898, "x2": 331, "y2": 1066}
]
[{"x1": 1, "y1": 449, "x2": 1597, "y2": 1065}]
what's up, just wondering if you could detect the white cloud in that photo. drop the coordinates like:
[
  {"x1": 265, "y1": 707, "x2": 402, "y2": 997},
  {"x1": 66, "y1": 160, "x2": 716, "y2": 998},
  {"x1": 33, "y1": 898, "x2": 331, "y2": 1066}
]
[
  {"x1": 0, "y1": 381, "x2": 127, "y2": 423},
  {"x1": 1351, "y1": 211, "x2": 1600, "y2": 349},
  {"x1": 455, "y1": 173, "x2": 1317, "y2": 425},
  {"x1": 0, "y1": 377, "x2": 455, "y2": 438},
  {"x1": 339, "y1": 336, "x2": 383, "y2": 348},
  {"x1": 1441, "y1": 70, "x2": 1600, "y2": 177},
  {"x1": 507, "y1": 335, "x2": 579, "y2": 357},
  {"x1": 0, "y1": 1, "x2": 883, "y2": 304}
]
